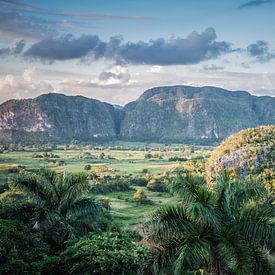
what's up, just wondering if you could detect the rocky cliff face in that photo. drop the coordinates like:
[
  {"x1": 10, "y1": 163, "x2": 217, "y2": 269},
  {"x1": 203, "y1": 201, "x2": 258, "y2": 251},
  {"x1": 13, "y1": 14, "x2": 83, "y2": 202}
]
[
  {"x1": 0, "y1": 93, "x2": 120, "y2": 144},
  {"x1": 0, "y1": 86, "x2": 274, "y2": 144},
  {"x1": 119, "y1": 86, "x2": 275, "y2": 143}
]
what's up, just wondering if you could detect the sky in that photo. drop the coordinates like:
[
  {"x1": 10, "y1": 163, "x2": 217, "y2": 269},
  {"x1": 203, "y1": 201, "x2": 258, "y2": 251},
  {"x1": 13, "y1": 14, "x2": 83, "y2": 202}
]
[{"x1": 0, "y1": 0, "x2": 275, "y2": 105}]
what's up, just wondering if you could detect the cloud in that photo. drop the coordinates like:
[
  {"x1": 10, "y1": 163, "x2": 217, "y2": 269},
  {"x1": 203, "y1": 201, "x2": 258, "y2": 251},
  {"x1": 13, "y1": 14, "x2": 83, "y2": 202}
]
[
  {"x1": 147, "y1": 65, "x2": 163, "y2": 73},
  {"x1": 0, "y1": 69, "x2": 54, "y2": 103},
  {"x1": 238, "y1": 0, "x2": 272, "y2": 8},
  {"x1": 96, "y1": 66, "x2": 131, "y2": 85},
  {"x1": 247, "y1": 40, "x2": 275, "y2": 62},
  {"x1": 23, "y1": 28, "x2": 233, "y2": 65},
  {"x1": 0, "y1": 39, "x2": 25, "y2": 56},
  {"x1": 0, "y1": 11, "x2": 57, "y2": 39},
  {"x1": 61, "y1": 66, "x2": 131, "y2": 89},
  {"x1": 117, "y1": 28, "x2": 232, "y2": 65},
  {"x1": 24, "y1": 34, "x2": 107, "y2": 63},
  {"x1": 240, "y1": 62, "x2": 251, "y2": 69},
  {"x1": 203, "y1": 64, "x2": 224, "y2": 71},
  {"x1": 0, "y1": 0, "x2": 149, "y2": 21},
  {"x1": 0, "y1": 0, "x2": 45, "y2": 12}
]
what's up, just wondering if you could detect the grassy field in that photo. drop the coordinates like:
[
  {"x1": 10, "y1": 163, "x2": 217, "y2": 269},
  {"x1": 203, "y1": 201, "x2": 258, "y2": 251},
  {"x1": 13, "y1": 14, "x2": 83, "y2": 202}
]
[
  {"x1": 0, "y1": 142, "x2": 213, "y2": 226},
  {"x1": 97, "y1": 187, "x2": 177, "y2": 226},
  {"x1": 0, "y1": 143, "x2": 213, "y2": 174}
]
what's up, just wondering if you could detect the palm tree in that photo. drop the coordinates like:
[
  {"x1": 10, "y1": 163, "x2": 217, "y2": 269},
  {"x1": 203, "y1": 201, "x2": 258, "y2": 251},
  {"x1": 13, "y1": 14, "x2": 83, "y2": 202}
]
[
  {"x1": 12, "y1": 169, "x2": 103, "y2": 247},
  {"x1": 144, "y1": 171, "x2": 275, "y2": 275}
]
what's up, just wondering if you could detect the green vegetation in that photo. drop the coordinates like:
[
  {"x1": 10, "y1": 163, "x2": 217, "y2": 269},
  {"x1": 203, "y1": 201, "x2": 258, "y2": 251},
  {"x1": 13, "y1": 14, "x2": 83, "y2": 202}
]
[
  {"x1": 57, "y1": 230, "x2": 148, "y2": 274},
  {"x1": 145, "y1": 171, "x2": 275, "y2": 274},
  {"x1": 207, "y1": 126, "x2": 275, "y2": 194},
  {"x1": 12, "y1": 169, "x2": 105, "y2": 249},
  {"x1": 0, "y1": 130, "x2": 274, "y2": 274},
  {"x1": 0, "y1": 219, "x2": 50, "y2": 274}
]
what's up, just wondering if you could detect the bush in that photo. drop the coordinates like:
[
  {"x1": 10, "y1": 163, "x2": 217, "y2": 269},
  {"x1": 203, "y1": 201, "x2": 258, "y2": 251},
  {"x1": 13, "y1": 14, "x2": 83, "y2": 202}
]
[
  {"x1": 0, "y1": 219, "x2": 50, "y2": 274},
  {"x1": 0, "y1": 194, "x2": 39, "y2": 223},
  {"x1": 146, "y1": 177, "x2": 169, "y2": 192},
  {"x1": 130, "y1": 177, "x2": 148, "y2": 186},
  {"x1": 84, "y1": 164, "x2": 92, "y2": 170},
  {"x1": 168, "y1": 156, "x2": 188, "y2": 162},
  {"x1": 90, "y1": 180, "x2": 131, "y2": 194},
  {"x1": 56, "y1": 231, "x2": 148, "y2": 274}
]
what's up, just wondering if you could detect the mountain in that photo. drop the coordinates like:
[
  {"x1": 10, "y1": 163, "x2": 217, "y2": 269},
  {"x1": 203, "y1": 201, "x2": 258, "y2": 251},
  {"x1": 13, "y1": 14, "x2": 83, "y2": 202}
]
[
  {"x1": 0, "y1": 86, "x2": 274, "y2": 144},
  {"x1": 119, "y1": 86, "x2": 275, "y2": 143},
  {"x1": 0, "y1": 93, "x2": 120, "y2": 144}
]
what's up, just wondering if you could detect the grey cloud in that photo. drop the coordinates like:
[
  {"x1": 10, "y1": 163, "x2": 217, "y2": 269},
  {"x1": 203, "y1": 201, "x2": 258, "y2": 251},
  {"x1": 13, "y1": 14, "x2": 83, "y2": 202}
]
[
  {"x1": 240, "y1": 62, "x2": 251, "y2": 69},
  {"x1": 239, "y1": 0, "x2": 272, "y2": 8},
  {"x1": 0, "y1": 40, "x2": 25, "y2": 56},
  {"x1": 0, "y1": 0, "x2": 45, "y2": 12},
  {"x1": 203, "y1": 64, "x2": 224, "y2": 71},
  {"x1": 98, "y1": 68, "x2": 130, "y2": 84},
  {"x1": 0, "y1": 0, "x2": 149, "y2": 20},
  {"x1": 116, "y1": 28, "x2": 232, "y2": 65},
  {"x1": 247, "y1": 40, "x2": 275, "y2": 62},
  {"x1": 0, "y1": 11, "x2": 57, "y2": 39},
  {"x1": 23, "y1": 28, "x2": 233, "y2": 65},
  {"x1": 24, "y1": 34, "x2": 107, "y2": 62}
]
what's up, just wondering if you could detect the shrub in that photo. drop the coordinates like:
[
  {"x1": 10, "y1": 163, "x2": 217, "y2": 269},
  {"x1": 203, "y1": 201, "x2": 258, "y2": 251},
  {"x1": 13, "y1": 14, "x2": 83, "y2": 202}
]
[
  {"x1": 0, "y1": 219, "x2": 50, "y2": 274},
  {"x1": 84, "y1": 164, "x2": 92, "y2": 170},
  {"x1": 58, "y1": 231, "x2": 148, "y2": 274},
  {"x1": 146, "y1": 177, "x2": 169, "y2": 192}
]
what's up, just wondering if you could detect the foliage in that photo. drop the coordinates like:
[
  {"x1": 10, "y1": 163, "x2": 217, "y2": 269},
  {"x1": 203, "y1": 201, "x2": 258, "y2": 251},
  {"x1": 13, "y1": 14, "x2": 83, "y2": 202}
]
[
  {"x1": 168, "y1": 156, "x2": 188, "y2": 162},
  {"x1": 144, "y1": 171, "x2": 275, "y2": 274},
  {"x1": 130, "y1": 176, "x2": 148, "y2": 186},
  {"x1": 133, "y1": 189, "x2": 147, "y2": 205},
  {"x1": 146, "y1": 176, "x2": 169, "y2": 192},
  {"x1": 0, "y1": 193, "x2": 39, "y2": 223},
  {"x1": 84, "y1": 164, "x2": 92, "y2": 170},
  {"x1": 12, "y1": 169, "x2": 105, "y2": 248},
  {"x1": 0, "y1": 219, "x2": 50, "y2": 274},
  {"x1": 206, "y1": 126, "x2": 275, "y2": 194},
  {"x1": 33, "y1": 152, "x2": 60, "y2": 158},
  {"x1": 90, "y1": 178, "x2": 132, "y2": 194},
  {"x1": 51, "y1": 230, "x2": 148, "y2": 274}
]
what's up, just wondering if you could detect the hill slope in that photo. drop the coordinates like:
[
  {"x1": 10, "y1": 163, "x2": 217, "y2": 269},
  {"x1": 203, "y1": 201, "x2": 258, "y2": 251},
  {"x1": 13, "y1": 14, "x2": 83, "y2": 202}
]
[
  {"x1": 0, "y1": 86, "x2": 274, "y2": 144},
  {"x1": 206, "y1": 126, "x2": 275, "y2": 193},
  {"x1": 0, "y1": 93, "x2": 120, "y2": 144},
  {"x1": 120, "y1": 86, "x2": 275, "y2": 143}
]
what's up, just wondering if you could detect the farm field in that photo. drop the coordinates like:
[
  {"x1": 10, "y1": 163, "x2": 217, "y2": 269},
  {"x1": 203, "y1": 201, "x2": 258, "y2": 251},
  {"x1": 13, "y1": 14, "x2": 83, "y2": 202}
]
[
  {"x1": 0, "y1": 142, "x2": 213, "y2": 176},
  {"x1": 0, "y1": 142, "x2": 213, "y2": 226}
]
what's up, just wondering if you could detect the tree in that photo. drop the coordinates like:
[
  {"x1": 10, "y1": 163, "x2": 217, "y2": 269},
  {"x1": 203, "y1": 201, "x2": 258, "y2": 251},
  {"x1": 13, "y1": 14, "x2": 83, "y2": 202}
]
[
  {"x1": 0, "y1": 219, "x2": 49, "y2": 274},
  {"x1": 12, "y1": 169, "x2": 104, "y2": 248},
  {"x1": 84, "y1": 164, "x2": 92, "y2": 170},
  {"x1": 133, "y1": 189, "x2": 146, "y2": 205},
  {"x1": 145, "y1": 171, "x2": 275, "y2": 274},
  {"x1": 56, "y1": 230, "x2": 148, "y2": 274}
]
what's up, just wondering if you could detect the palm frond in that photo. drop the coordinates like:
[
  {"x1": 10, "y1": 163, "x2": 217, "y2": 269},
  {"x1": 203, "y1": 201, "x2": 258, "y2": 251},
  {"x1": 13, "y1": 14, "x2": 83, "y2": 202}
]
[
  {"x1": 226, "y1": 179, "x2": 267, "y2": 211},
  {"x1": 145, "y1": 204, "x2": 196, "y2": 242},
  {"x1": 58, "y1": 172, "x2": 89, "y2": 213},
  {"x1": 249, "y1": 247, "x2": 275, "y2": 275},
  {"x1": 174, "y1": 238, "x2": 209, "y2": 274},
  {"x1": 184, "y1": 201, "x2": 221, "y2": 230},
  {"x1": 66, "y1": 197, "x2": 102, "y2": 224},
  {"x1": 171, "y1": 171, "x2": 206, "y2": 203},
  {"x1": 12, "y1": 171, "x2": 50, "y2": 205}
]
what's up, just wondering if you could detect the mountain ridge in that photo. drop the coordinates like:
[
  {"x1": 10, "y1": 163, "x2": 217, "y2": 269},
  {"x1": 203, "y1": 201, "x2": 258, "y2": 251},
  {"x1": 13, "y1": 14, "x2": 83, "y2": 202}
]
[{"x1": 0, "y1": 85, "x2": 274, "y2": 145}]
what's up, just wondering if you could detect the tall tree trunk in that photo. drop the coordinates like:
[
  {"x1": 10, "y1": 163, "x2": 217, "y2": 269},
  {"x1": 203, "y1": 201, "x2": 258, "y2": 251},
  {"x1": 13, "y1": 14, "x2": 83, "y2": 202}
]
[{"x1": 208, "y1": 248, "x2": 227, "y2": 275}]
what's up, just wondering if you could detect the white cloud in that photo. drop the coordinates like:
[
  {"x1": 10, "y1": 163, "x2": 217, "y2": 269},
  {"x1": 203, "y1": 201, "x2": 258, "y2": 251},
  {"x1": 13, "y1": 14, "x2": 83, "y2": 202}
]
[
  {"x1": 147, "y1": 65, "x2": 163, "y2": 73},
  {"x1": 0, "y1": 68, "x2": 54, "y2": 103}
]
